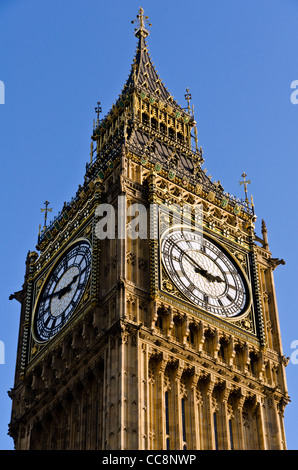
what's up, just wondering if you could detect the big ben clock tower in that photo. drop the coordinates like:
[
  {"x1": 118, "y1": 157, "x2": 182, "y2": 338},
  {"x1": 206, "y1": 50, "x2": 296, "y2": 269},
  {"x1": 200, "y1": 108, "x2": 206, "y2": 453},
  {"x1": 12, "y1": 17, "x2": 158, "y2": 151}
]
[{"x1": 8, "y1": 8, "x2": 289, "y2": 450}]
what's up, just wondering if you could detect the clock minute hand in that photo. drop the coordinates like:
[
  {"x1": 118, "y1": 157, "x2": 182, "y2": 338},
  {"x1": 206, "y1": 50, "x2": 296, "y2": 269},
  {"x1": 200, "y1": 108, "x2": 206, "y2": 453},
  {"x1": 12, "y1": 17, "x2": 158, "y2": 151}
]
[
  {"x1": 56, "y1": 265, "x2": 88, "y2": 299},
  {"x1": 171, "y1": 240, "x2": 224, "y2": 283},
  {"x1": 170, "y1": 240, "x2": 210, "y2": 279},
  {"x1": 67, "y1": 265, "x2": 88, "y2": 288},
  {"x1": 45, "y1": 266, "x2": 88, "y2": 301},
  {"x1": 44, "y1": 285, "x2": 71, "y2": 301}
]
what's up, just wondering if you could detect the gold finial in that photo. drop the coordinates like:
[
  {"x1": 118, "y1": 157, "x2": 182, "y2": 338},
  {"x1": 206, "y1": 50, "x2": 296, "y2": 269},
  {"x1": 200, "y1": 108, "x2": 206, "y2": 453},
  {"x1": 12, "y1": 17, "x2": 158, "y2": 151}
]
[
  {"x1": 131, "y1": 7, "x2": 151, "y2": 38},
  {"x1": 239, "y1": 172, "x2": 251, "y2": 203},
  {"x1": 184, "y1": 88, "x2": 192, "y2": 114},
  {"x1": 41, "y1": 200, "x2": 52, "y2": 230}
]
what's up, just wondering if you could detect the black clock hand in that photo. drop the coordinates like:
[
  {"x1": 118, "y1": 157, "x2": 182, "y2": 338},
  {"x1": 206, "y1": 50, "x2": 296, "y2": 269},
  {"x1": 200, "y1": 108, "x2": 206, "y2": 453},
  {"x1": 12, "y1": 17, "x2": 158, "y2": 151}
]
[
  {"x1": 196, "y1": 270, "x2": 224, "y2": 283},
  {"x1": 44, "y1": 284, "x2": 72, "y2": 301},
  {"x1": 56, "y1": 265, "x2": 88, "y2": 299},
  {"x1": 170, "y1": 240, "x2": 224, "y2": 283},
  {"x1": 170, "y1": 240, "x2": 211, "y2": 278},
  {"x1": 44, "y1": 266, "x2": 88, "y2": 301},
  {"x1": 43, "y1": 287, "x2": 67, "y2": 301}
]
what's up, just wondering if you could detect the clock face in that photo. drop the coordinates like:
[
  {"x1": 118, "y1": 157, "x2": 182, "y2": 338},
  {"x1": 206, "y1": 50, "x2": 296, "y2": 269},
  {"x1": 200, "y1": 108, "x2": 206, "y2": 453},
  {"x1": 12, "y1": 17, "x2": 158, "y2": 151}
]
[
  {"x1": 33, "y1": 240, "x2": 92, "y2": 342},
  {"x1": 160, "y1": 228, "x2": 250, "y2": 318}
]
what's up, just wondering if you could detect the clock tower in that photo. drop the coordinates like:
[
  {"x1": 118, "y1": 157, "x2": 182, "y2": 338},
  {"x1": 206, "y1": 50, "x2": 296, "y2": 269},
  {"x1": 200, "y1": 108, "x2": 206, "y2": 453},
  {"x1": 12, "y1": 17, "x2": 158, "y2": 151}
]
[{"x1": 9, "y1": 8, "x2": 289, "y2": 450}]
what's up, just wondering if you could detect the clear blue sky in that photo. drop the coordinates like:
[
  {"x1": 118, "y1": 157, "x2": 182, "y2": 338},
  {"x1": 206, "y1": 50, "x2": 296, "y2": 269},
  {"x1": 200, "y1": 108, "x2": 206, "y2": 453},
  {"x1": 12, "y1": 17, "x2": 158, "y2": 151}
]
[{"x1": 0, "y1": 0, "x2": 297, "y2": 450}]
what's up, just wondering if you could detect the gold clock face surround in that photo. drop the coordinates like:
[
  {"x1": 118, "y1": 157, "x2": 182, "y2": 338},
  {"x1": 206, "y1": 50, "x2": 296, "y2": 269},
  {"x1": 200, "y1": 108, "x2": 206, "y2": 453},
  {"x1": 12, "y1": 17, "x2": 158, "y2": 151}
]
[
  {"x1": 32, "y1": 238, "x2": 92, "y2": 343},
  {"x1": 160, "y1": 226, "x2": 251, "y2": 319}
]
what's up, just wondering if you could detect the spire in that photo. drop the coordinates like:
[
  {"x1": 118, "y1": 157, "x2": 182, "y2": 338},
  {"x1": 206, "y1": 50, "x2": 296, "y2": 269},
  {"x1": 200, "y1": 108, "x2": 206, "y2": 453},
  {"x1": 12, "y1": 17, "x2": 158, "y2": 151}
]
[{"x1": 126, "y1": 8, "x2": 183, "y2": 112}]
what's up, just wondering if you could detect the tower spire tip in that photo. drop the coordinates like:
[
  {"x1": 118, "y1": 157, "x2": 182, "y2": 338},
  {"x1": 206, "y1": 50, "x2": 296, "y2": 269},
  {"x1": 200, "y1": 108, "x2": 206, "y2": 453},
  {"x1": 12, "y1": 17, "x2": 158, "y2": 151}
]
[{"x1": 131, "y1": 7, "x2": 151, "y2": 38}]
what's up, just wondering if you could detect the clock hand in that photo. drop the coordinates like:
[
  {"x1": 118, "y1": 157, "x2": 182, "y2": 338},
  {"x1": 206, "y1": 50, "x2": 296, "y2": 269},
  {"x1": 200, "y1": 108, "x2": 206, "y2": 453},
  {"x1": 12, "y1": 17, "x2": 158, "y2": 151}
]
[
  {"x1": 43, "y1": 285, "x2": 71, "y2": 301},
  {"x1": 196, "y1": 270, "x2": 224, "y2": 283},
  {"x1": 67, "y1": 265, "x2": 88, "y2": 287},
  {"x1": 170, "y1": 240, "x2": 206, "y2": 272},
  {"x1": 56, "y1": 265, "x2": 88, "y2": 299},
  {"x1": 44, "y1": 266, "x2": 88, "y2": 301},
  {"x1": 170, "y1": 240, "x2": 224, "y2": 283}
]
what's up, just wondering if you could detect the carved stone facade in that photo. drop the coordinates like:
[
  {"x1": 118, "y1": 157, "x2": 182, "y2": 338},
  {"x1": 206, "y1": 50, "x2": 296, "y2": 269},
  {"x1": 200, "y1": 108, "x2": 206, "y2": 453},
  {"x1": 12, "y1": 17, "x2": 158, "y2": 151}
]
[{"x1": 9, "y1": 8, "x2": 289, "y2": 450}]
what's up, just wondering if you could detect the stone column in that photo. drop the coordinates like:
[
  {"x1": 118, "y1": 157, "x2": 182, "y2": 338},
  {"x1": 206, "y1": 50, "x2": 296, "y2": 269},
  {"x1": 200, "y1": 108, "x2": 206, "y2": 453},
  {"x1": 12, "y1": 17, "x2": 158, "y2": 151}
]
[
  {"x1": 139, "y1": 342, "x2": 149, "y2": 450},
  {"x1": 221, "y1": 382, "x2": 231, "y2": 449},
  {"x1": 188, "y1": 368, "x2": 201, "y2": 449},
  {"x1": 235, "y1": 390, "x2": 246, "y2": 450},
  {"x1": 205, "y1": 374, "x2": 216, "y2": 450},
  {"x1": 172, "y1": 360, "x2": 184, "y2": 450}
]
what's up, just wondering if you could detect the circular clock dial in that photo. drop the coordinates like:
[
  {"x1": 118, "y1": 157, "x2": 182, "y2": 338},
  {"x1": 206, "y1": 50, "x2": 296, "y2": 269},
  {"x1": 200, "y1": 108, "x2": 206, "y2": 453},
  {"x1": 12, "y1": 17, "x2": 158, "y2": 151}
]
[
  {"x1": 161, "y1": 228, "x2": 249, "y2": 318},
  {"x1": 33, "y1": 240, "x2": 92, "y2": 342}
]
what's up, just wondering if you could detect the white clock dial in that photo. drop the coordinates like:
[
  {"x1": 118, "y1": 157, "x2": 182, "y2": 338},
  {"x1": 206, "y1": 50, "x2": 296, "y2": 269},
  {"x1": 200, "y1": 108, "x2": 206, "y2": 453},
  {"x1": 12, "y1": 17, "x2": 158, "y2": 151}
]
[
  {"x1": 160, "y1": 228, "x2": 249, "y2": 318},
  {"x1": 33, "y1": 239, "x2": 92, "y2": 342}
]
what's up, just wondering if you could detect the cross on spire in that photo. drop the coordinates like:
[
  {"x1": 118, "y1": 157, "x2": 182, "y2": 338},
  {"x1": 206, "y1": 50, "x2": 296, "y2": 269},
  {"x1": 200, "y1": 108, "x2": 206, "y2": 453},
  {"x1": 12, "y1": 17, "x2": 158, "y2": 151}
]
[
  {"x1": 239, "y1": 172, "x2": 251, "y2": 203},
  {"x1": 41, "y1": 200, "x2": 52, "y2": 230},
  {"x1": 131, "y1": 7, "x2": 152, "y2": 38},
  {"x1": 95, "y1": 101, "x2": 102, "y2": 126}
]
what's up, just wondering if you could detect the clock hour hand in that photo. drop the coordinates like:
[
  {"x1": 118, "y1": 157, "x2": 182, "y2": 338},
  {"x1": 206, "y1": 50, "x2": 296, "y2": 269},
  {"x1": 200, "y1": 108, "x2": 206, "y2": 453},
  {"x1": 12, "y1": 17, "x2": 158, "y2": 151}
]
[
  {"x1": 55, "y1": 265, "x2": 88, "y2": 298},
  {"x1": 44, "y1": 266, "x2": 88, "y2": 301},
  {"x1": 43, "y1": 286, "x2": 69, "y2": 301},
  {"x1": 194, "y1": 268, "x2": 224, "y2": 283},
  {"x1": 170, "y1": 240, "x2": 224, "y2": 283},
  {"x1": 44, "y1": 284, "x2": 73, "y2": 301}
]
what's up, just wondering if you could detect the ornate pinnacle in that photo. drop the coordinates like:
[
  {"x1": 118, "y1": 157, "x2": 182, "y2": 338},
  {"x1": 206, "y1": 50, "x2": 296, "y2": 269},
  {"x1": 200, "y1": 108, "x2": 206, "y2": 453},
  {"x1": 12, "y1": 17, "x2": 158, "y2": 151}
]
[
  {"x1": 131, "y1": 7, "x2": 152, "y2": 38},
  {"x1": 261, "y1": 219, "x2": 269, "y2": 249}
]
